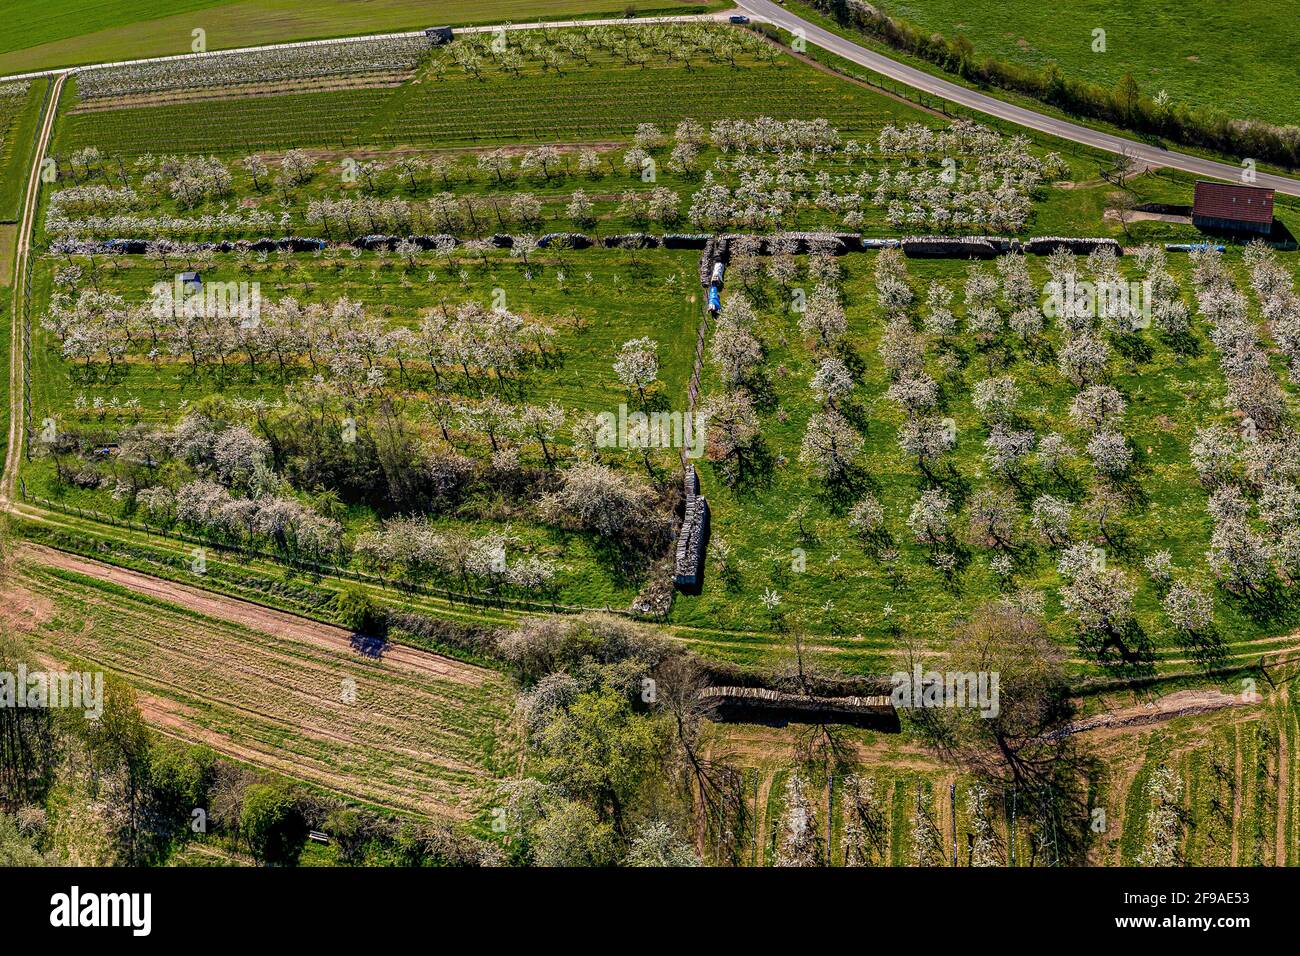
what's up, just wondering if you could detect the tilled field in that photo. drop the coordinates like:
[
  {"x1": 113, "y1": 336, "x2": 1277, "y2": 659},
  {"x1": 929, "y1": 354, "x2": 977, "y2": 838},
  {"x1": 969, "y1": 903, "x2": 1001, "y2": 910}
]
[{"x1": 2, "y1": 546, "x2": 519, "y2": 819}]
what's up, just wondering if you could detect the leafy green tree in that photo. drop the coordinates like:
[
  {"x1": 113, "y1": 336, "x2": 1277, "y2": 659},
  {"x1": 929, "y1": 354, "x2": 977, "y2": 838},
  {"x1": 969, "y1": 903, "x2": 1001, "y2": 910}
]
[
  {"x1": 81, "y1": 677, "x2": 152, "y2": 863},
  {"x1": 532, "y1": 801, "x2": 617, "y2": 867},
  {"x1": 324, "y1": 807, "x2": 367, "y2": 864},
  {"x1": 1116, "y1": 74, "x2": 1140, "y2": 120},
  {"x1": 0, "y1": 635, "x2": 59, "y2": 810},
  {"x1": 0, "y1": 812, "x2": 48, "y2": 866},
  {"x1": 149, "y1": 742, "x2": 216, "y2": 837},
  {"x1": 240, "y1": 784, "x2": 305, "y2": 865},
  {"x1": 537, "y1": 687, "x2": 661, "y2": 834},
  {"x1": 330, "y1": 586, "x2": 385, "y2": 636}
]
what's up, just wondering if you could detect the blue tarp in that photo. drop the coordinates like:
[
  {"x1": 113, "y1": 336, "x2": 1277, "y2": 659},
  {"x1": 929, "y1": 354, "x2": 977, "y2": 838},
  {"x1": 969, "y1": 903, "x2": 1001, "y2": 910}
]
[
  {"x1": 708, "y1": 287, "x2": 721, "y2": 312},
  {"x1": 1167, "y1": 243, "x2": 1226, "y2": 252}
]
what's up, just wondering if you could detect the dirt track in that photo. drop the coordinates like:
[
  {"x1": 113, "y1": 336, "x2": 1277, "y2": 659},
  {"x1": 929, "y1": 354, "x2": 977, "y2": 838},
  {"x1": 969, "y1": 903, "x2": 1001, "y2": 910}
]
[
  {"x1": 1050, "y1": 689, "x2": 1251, "y2": 740},
  {"x1": 20, "y1": 543, "x2": 491, "y2": 686}
]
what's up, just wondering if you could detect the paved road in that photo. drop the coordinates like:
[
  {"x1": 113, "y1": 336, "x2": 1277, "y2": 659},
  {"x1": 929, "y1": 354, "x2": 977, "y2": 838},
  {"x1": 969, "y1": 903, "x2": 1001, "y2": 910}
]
[{"x1": 736, "y1": 0, "x2": 1300, "y2": 197}]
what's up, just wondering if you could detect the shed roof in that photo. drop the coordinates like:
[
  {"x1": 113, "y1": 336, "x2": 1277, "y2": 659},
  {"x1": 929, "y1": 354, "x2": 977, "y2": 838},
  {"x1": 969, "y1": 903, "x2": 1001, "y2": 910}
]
[{"x1": 1192, "y1": 181, "x2": 1275, "y2": 225}]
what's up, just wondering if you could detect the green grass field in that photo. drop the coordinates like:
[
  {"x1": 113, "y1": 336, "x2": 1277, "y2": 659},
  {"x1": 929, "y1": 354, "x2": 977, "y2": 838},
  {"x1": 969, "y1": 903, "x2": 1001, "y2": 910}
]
[
  {"x1": 21, "y1": 22, "x2": 1300, "y2": 685},
  {"x1": 24, "y1": 247, "x2": 701, "y2": 610},
  {"x1": 0, "y1": 0, "x2": 723, "y2": 76},
  {"x1": 26, "y1": 243, "x2": 1300, "y2": 677},
  {"x1": 0, "y1": 79, "x2": 48, "y2": 220},
  {"x1": 51, "y1": 28, "x2": 1292, "y2": 246},
  {"x1": 868, "y1": 0, "x2": 1300, "y2": 128}
]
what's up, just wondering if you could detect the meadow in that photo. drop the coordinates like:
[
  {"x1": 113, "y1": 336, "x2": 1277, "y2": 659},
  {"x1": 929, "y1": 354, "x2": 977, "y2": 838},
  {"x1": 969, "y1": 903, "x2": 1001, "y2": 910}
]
[
  {"x1": 48, "y1": 22, "x2": 1299, "y2": 246},
  {"x1": 0, "y1": 79, "x2": 48, "y2": 221},
  {"x1": 24, "y1": 245, "x2": 702, "y2": 610},
  {"x1": 22, "y1": 21, "x2": 1300, "y2": 685},
  {"x1": 838, "y1": 0, "x2": 1300, "y2": 129},
  {"x1": 13, "y1": 8, "x2": 1300, "y2": 875},
  {"x1": 675, "y1": 247, "x2": 1300, "y2": 677}
]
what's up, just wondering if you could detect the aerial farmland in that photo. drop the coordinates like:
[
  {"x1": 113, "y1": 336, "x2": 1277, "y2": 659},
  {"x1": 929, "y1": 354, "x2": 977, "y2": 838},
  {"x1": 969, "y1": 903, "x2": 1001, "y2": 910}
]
[{"x1": 0, "y1": 2, "x2": 1297, "y2": 915}]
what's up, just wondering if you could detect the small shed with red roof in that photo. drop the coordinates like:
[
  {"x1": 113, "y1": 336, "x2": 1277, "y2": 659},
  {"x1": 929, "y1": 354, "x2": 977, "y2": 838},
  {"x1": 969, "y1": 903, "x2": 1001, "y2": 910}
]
[{"x1": 1192, "y1": 181, "x2": 1275, "y2": 235}]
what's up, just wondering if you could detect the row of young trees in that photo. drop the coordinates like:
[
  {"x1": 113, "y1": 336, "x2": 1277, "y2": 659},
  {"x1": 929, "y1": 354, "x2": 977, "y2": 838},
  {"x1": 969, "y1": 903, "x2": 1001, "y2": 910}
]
[
  {"x1": 856, "y1": 243, "x2": 1232, "y2": 666},
  {"x1": 688, "y1": 119, "x2": 1061, "y2": 233},
  {"x1": 1189, "y1": 247, "x2": 1300, "y2": 597},
  {"x1": 432, "y1": 21, "x2": 774, "y2": 84},
  {"x1": 42, "y1": 284, "x2": 556, "y2": 393},
  {"x1": 55, "y1": 113, "x2": 1061, "y2": 242},
  {"x1": 42, "y1": 281, "x2": 677, "y2": 581}
]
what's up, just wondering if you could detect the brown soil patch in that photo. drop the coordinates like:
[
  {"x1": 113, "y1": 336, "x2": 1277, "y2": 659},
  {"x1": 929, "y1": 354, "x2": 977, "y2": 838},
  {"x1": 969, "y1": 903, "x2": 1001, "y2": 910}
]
[
  {"x1": 1056, "y1": 689, "x2": 1250, "y2": 740},
  {"x1": 0, "y1": 578, "x2": 54, "y2": 633},
  {"x1": 1104, "y1": 208, "x2": 1191, "y2": 225}
]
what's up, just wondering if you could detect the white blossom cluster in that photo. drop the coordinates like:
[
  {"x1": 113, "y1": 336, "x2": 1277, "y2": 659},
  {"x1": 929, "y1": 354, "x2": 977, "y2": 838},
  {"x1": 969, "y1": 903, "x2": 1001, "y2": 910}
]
[
  {"x1": 47, "y1": 184, "x2": 140, "y2": 220},
  {"x1": 689, "y1": 118, "x2": 1056, "y2": 233},
  {"x1": 774, "y1": 772, "x2": 820, "y2": 867},
  {"x1": 708, "y1": 117, "x2": 841, "y2": 153},
  {"x1": 1136, "y1": 763, "x2": 1184, "y2": 867},
  {"x1": 354, "y1": 517, "x2": 556, "y2": 591},
  {"x1": 128, "y1": 416, "x2": 341, "y2": 556},
  {"x1": 1188, "y1": 246, "x2": 1300, "y2": 592},
  {"x1": 140, "y1": 153, "x2": 234, "y2": 208},
  {"x1": 41, "y1": 287, "x2": 550, "y2": 394},
  {"x1": 47, "y1": 208, "x2": 279, "y2": 238},
  {"x1": 1244, "y1": 241, "x2": 1300, "y2": 374},
  {"x1": 139, "y1": 478, "x2": 341, "y2": 555},
  {"x1": 75, "y1": 35, "x2": 430, "y2": 99}
]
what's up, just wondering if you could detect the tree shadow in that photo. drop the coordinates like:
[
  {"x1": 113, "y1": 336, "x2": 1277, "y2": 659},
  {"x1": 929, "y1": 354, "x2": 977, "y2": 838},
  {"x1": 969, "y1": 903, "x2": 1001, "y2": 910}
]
[
  {"x1": 349, "y1": 633, "x2": 389, "y2": 659},
  {"x1": 1111, "y1": 331, "x2": 1153, "y2": 365},
  {"x1": 1229, "y1": 579, "x2": 1300, "y2": 627},
  {"x1": 1176, "y1": 626, "x2": 1229, "y2": 672},
  {"x1": 1077, "y1": 620, "x2": 1156, "y2": 678}
]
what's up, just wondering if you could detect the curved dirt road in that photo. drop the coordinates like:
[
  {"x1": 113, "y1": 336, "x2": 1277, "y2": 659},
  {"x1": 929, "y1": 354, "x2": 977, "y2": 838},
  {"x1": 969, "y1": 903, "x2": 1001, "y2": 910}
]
[{"x1": 3, "y1": 73, "x2": 64, "y2": 505}]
